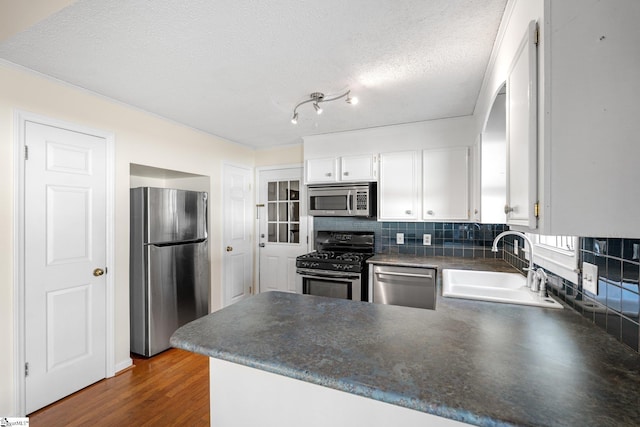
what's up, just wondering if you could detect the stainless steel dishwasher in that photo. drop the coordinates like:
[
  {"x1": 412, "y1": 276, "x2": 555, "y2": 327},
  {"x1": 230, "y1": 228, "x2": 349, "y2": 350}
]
[{"x1": 371, "y1": 265, "x2": 437, "y2": 309}]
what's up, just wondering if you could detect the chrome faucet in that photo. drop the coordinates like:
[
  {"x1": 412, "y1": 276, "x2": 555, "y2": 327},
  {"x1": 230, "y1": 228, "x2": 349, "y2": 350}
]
[
  {"x1": 535, "y1": 268, "x2": 548, "y2": 297},
  {"x1": 491, "y1": 231, "x2": 535, "y2": 290}
]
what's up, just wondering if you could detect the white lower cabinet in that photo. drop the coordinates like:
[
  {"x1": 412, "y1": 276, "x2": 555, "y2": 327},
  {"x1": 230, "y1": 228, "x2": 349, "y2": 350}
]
[
  {"x1": 378, "y1": 151, "x2": 421, "y2": 220},
  {"x1": 423, "y1": 147, "x2": 469, "y2": 221},
  {"x1": 210, "y1": 358, "x2": 470, "y2": 427}
]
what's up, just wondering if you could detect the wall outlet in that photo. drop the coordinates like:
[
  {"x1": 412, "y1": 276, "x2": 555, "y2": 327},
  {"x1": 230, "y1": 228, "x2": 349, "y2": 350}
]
[
  {"x1": 514, "y1": 240, "x2": 519, "y2": 255},
  {"x1": 423, "y1": 234, "x2": 432, "y2": 246},
  {"x1": 582, "y1": 262, "x2": 598, "y2": 294},
  {"x1": 396, "y1": 233, "x2": 404, "y2": 244}
]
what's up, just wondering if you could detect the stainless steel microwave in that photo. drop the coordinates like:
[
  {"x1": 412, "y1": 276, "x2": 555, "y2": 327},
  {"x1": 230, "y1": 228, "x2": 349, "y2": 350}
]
[{"x1": 307, "y1": 183, "x2": 376, "y2": 217}]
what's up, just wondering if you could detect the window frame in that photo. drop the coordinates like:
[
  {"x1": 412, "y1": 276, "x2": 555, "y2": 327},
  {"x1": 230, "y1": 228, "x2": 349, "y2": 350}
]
[{"x1": 526, "y1": 233, "x2": 579, "y2": 283}]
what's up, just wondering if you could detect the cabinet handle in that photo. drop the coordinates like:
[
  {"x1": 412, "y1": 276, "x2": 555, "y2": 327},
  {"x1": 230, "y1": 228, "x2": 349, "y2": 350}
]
[
  {"x1": 343, "y1": 171, "x2": 349, "y2": 176},
  {"x1": 504, "y1": 204, "x2": 514, "y2": 214},
  {"x1": 405, "y1": 210, "x2": 412, "y2": 215},
  {"x1": 325, "y1": 172, "x2": 332, "y2": 177},
  {"x1": 427, "y1": 210, "x2": 434, "y2": 215}
]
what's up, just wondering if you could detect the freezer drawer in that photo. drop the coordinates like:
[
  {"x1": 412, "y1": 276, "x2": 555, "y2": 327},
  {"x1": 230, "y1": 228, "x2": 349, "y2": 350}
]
[{"x1": 372, "y1": 265, "x2": 436, "y2": 310}]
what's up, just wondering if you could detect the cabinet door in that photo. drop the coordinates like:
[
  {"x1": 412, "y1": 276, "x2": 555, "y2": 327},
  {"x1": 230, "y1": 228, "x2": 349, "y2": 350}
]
[
  {"x1": 505, "y1": 21, "x2": 538, "y2": 229},
  {"x1": 423, "y1": 147, "x2": 469, "y2": 221},
  {"x1": 305, "y1": 158, "x2": 337, "y2": 183},
  {"x1": 340, "y1": 154, "x2": 377, "y2": 181},
  {"x1": 378, "y1": 151, "x2": 420, "y2": 220}
]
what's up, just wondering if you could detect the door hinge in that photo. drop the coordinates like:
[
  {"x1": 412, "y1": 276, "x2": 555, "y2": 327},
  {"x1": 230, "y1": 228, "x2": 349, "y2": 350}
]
[
  {"x1": 249, "y1": 286, "x2": 252, "y2": 294},
  {"x1": 25, "y1": 362, "x2": 29, "y2": 377},
  {"x1": 24, "y1": 145, "x2": 29, "y2": 160},
  {"x1": 534, "y1": 202, "x2": 540, "y2": 218}
]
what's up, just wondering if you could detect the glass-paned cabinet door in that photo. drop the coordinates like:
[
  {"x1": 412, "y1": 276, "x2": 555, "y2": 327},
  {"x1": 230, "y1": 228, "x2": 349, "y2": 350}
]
[{"x1": 267, "y1": 179, "x2": 300, "y2": 243}]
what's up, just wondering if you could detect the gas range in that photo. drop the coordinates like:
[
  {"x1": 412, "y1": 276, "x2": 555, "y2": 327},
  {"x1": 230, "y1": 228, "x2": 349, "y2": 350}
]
[
  {"x1": 296, "y1": 231, "x2": 375, "y2": 301},
  {"x1": 296, "y1": 251, "x2": 372, "y2": 272}
]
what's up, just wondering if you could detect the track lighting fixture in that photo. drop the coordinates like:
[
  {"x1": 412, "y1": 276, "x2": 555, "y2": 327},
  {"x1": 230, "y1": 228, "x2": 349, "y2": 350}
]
[{"x1": 291, "y1": 90, "x2": 357, "y2": 124}]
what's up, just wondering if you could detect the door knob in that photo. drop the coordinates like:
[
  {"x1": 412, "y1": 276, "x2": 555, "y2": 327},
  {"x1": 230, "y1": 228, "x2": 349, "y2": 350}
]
[
  {"x1": 259, "y1": 243, "x2": 265, "y2": 248},
  {"x1": 226, "y1": 246, "x2": 233, "y2": 252},
  {"x1": 504, "y1": 204, "x2": 514, "y2": 214},
  {"x1": 93, "y1": 268, "x2": 105, "y2": 277}
]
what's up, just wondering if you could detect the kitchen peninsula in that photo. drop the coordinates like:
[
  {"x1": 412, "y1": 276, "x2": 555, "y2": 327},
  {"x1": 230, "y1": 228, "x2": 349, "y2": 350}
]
[{"x1": 171, "y1": 261, "x2": 640, "y2": 426}]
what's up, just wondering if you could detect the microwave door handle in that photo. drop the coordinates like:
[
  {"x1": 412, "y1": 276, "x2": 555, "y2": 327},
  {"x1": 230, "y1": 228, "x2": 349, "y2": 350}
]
[{"x1": 347, "y1": 190, "x2": 353, "y2": 214}]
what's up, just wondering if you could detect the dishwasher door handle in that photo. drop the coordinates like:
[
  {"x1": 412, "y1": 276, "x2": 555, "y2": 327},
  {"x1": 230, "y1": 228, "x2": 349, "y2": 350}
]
[{"x1": 375, "y1": 271, "x2": 433, "y2": 279}]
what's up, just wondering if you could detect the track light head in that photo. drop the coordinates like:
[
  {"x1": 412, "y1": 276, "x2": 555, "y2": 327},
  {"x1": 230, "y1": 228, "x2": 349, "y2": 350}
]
[
  {"x1": 291, "y1": 112, "x2": 298, "y2": 124},
  {"x1": 313, "y1": 102, "x2": 323, "y2": 115}
]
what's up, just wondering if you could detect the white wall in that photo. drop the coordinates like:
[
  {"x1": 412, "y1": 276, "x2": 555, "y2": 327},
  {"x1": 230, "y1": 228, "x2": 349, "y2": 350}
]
[
  {"x1": 0, "y1": 62, "x2": 301, "y2": 415},
  {"x1": 481, "y1": 92, "x2": 507, "y2": 224},
  {"x1": 255, "y1": 144, "x2": 303, "y2": 167},
  {"x1": 303, "y1": 116, "x2": 476, "y2": 159}
]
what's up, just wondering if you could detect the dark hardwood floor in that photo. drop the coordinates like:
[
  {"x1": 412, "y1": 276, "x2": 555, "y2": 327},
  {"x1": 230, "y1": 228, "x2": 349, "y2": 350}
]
[{"x1": 28, "y1": 348, "x2": 209, "y2": 426}]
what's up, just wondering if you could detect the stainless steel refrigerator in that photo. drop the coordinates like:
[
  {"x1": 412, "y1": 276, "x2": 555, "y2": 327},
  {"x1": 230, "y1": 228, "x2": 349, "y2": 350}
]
[{"x1": 130, "y1": 187, "x2": 210, "y2": 356}]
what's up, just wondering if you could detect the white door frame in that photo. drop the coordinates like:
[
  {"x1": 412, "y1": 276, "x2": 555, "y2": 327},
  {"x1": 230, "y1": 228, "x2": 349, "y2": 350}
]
[{"x1": 12, "y1": 110, "x2": 116, "y2": 416}]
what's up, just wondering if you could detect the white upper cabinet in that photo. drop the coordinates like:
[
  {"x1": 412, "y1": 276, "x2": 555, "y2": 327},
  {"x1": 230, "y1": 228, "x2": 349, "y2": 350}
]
[
  {"x1": 340, "y1": 154, "x2": 377, "y2": 182},
  {"x1": 305, "y1": 155, "x2": 376, "y2": 184},
  {"x1": 491, "y1": 0, "x2": 640, "y2": 237},
  {"x1": 305, "y1": 157, "x2": 338, "y2": 183},
  {"x1": 539, "y1": 0, "x2": 640, "y2": 237},
  {"x1": 423, "y1": 147, "x2": 469, "y2": 221},
  {"x1": 378, "y1": 151, "x2": 420, "y2": 220},
  {"x1": 505, "y1": 21, "x2": 538, "y2": 230}
]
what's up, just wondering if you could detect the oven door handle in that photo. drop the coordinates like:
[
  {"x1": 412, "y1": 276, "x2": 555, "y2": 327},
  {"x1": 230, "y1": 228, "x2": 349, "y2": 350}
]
[
  {"x1": 347, "y1": 190, "x2": 353, "y2": 214},
  {"x1": 297, "y1": 269, "x2": 360, "y2": 280}
]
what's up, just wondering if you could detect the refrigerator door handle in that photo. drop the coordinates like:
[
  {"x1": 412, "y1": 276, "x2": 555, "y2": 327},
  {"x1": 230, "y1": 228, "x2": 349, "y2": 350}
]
[{"x1": 149, "y1": 238, "x2": 207, "y2": 247}]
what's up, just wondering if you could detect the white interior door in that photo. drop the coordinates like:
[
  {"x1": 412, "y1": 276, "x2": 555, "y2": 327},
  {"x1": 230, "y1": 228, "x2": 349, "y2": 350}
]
[
  {"x1": 222, "y1": 164, "x2": 253, "y2": 306},
  {"x1": 257, "y1": 168, "x2": 308, "y2": 294},
  {"x1": 24, "y1": 121, "x2": 107, "y2": 414}
]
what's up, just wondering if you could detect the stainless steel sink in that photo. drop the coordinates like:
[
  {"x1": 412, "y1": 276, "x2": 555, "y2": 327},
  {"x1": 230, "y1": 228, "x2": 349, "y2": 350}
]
[{"x1": 442, "y1": 269, "x2": 563, "y2": 309}]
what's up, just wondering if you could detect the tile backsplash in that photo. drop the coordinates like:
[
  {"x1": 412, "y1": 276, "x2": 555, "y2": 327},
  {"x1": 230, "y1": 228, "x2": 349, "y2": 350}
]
[
  {"x1": 313, "y1": 217, "x2": 640, "y2": 353},
  {"x1": 504, "y1": 235, "x2": 640, "y2": 353},
  {"x1": 312, "y1": 217, "x2": 507, "y2": 257}
]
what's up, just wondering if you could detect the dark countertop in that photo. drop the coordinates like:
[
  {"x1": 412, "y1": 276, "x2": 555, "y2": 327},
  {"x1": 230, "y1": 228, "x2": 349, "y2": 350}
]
[{"x1": 171, "y1": 256, "x2": 640, "y2": 427}]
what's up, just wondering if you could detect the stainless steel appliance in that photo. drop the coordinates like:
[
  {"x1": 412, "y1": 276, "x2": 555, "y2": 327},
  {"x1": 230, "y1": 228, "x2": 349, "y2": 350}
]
[
  {"x1": 371, "y1": 265, "x2": 436, "y2": 310},
  {"x1": 307, "y1": 183, "x2": 376, "y2": 217},
  {"x1": 130, "y1": 187, "x2": 210, "y2": 356},
  {"x1": 296, "y1": 231, "x2": 374, "y2": 301}
]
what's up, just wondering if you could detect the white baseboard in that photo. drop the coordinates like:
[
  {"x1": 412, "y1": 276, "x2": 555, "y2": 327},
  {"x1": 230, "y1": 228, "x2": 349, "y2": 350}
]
[{"x1": 114, "y1": 358, "x2": 133, "y2": 375}]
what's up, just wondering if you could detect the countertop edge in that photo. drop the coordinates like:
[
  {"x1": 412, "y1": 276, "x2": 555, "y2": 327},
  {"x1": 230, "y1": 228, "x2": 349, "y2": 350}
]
[{"x1": 170, "y1": 335, "x2": 509, "y2": 426}]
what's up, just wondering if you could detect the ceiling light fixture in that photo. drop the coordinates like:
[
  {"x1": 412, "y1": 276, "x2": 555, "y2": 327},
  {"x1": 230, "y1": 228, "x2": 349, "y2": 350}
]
[{"x1": 291, "y1": 90, "x2": 357, "y2": 124}]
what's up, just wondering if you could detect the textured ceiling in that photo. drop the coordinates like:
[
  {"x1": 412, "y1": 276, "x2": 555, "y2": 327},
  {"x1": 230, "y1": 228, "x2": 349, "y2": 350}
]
[{"x1": 0, "y1": 0, "x2": 507, "y2": 149}]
